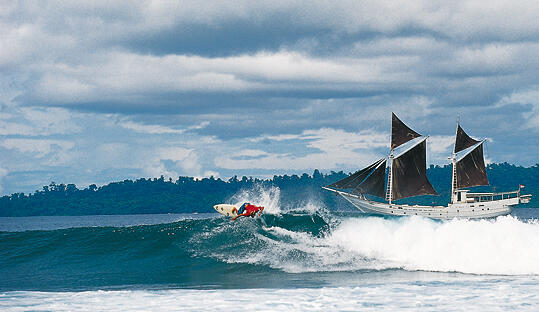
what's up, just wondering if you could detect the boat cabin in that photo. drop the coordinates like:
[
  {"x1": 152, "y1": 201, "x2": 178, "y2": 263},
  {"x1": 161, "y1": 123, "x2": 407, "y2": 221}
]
[
  {"x1": 452, "y1": 189, "x2": 522, "y2": 204},
  {"x1": 452, "y1": 190, "x2": 471, "y2": 204}
]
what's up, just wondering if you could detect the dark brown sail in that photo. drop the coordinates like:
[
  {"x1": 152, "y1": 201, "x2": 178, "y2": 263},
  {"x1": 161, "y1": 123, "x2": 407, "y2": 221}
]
[
  {"x1": 391, "y1": 113, "x2": 421, "y2": 150},
  {"x1": 328, "y1": 158, "x2": 385, "y2": 189},
  {"x1": 454, "y1": 124, "x2": 480, "y2": 153},
  {"x1": 456, "y1": 143, "x2": 489, "y2": 188},
  {"x1": 355, "y1": 160, "x2": 386, "y2": 198},
  {"x1": 392, "y1": 140, "x2": 438, "y2": 200}
]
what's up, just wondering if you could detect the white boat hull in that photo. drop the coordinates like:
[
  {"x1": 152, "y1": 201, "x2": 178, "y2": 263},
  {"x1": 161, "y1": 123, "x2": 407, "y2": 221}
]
[{"x1": 327, "y1": 188, "x2": 520, "y2": 220}]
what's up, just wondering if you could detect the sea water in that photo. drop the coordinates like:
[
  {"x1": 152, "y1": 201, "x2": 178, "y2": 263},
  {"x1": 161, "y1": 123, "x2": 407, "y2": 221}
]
[{"x1": 1, "y1": 188, "x2": 538, "y2": 311}]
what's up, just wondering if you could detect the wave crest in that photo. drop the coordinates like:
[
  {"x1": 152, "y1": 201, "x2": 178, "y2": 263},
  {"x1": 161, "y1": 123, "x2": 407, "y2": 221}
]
[{"x1": 327, "y1": 215, "x2": 539, "y2": 275}]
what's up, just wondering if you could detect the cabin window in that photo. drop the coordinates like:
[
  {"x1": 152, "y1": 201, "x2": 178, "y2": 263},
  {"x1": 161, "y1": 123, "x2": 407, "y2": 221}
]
[{"x1": 457, "y1": 192, "x2": 462, "y2": 202}]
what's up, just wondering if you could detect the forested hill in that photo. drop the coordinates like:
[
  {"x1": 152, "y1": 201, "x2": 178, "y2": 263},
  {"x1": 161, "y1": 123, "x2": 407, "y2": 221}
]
[{"x1": 1, "y1": 163, "x2": 537, "y2": 216}]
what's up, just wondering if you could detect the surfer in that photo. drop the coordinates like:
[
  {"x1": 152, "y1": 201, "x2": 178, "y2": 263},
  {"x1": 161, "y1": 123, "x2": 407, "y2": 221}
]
[{"x1": 231, "y1": 203, "x2": 264, "y2": 221}]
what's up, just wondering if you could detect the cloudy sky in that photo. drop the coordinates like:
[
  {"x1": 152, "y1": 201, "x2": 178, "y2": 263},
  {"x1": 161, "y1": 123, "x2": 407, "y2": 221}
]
[{"x1": 1, "y1": 1, "x2": 538, "y2": 195}]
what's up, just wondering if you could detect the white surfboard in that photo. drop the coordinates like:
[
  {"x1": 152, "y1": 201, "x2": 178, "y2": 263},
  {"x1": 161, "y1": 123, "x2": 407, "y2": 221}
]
[{"x1": 213, "y1": 204, "x2": 238, "y2": 217}]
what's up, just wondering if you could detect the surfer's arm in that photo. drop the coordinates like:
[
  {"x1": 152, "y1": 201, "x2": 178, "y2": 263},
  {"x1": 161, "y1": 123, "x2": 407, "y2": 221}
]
[{"x1": 257, "y1": 206, "x2": 264, "y2": 217}]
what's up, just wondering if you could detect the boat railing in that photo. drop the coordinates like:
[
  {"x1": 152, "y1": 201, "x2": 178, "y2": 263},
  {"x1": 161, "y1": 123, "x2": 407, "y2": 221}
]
[{"x1": 467, "y1": 190, "x2": 520, "y2": 203}]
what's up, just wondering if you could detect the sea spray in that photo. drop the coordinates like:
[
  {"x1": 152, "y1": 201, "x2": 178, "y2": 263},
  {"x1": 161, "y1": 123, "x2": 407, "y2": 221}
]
[
  {"x1": 228, "y1": 184, "x2": 330, "y2": 216},
  {"x1": 207, "y1": 212, "x2": 539, "y2": 275},
  {"x1": 229, "y1": 185, "x2": 282, "y2": 214},
  {"x1": 326, "y1": 215, "x2": 539, "y2": 275}
]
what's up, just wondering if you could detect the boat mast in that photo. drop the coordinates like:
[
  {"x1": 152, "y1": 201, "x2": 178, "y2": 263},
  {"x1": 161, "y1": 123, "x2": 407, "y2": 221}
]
[
  {"x1": 451, "y1": 120, "x2": 458, "y2": 204},
  {"x1": 386, "y1": 119, "x2": 393, "y2": 205},
  {"x1": 386, "y1": 113, "x2": 435, "y2": 203},
  {"x1": 386, "y1": 152, "x2": 393, "y2": 204}
]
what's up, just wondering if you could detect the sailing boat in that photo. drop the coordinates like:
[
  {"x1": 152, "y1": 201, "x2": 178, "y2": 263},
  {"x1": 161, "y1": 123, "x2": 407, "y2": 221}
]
[{"x1": 323, "y1": 113, "x2": 531, "y2": 219}]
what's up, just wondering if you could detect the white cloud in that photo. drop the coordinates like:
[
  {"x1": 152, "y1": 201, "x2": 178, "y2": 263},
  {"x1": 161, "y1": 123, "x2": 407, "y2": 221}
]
[
  {"x1": 25, "y1": 50, "x2": 417, "y2": 106},
  {"x1": 118, "y1": 120, "x2": 209, "y2": 135},
  {"x1": 427, "y1": 135, "x2": 454, "y2": 164},
  {"x1": 1, "y1": 0, "x2": 539, "y2": 195},
  {"x1": 0, "y1": 107, "x2": 81, "y2": 136},
  {"x1": 232, "y1": 149, "x2": 269, "y2": 157},
  {"x1": 0, "y1": 138, "x2": 76, "y2": 167},
  {"x1": 202, "y1": 170, "x2": 220, "y2": 178},
  {"x1": 119, "y1": 121, "x2": 186, "y2": 135},
  {"x1": 428, "y1": 135, "x2": 454, "y2": 154},
  {"x1": 188, "y1": 121, "x2": 210, "y2": 130},
  {"x1": 19, "y1": 1, "x2": 537, "y2": 42},
  {"x1": 303, "y1": 128, "x2": 388, "y2": 153},
  {"x1": 142, "y1": 161, "x2": 177, "y2": 179},
  {"x1": 216, "y1": 128, "x2": 387, "y2": 170},
  {"x1": 0, "y1": 138, "x2": 74, "y2": 157},
  {"x1": 142, "y1": 147, "x2": 203, "y2": 178},
  {"x1": 2, "y1": 1, "x2": 539, "y2": 121},
  {"x1": 250, "y1": 134, "x2": 302, "y2": 142},
  {"x1": 87, "y1": 143, "x2": 130, "y2": 168},
  {"x1": 495, "y1": 87, "x2": 539, "y2": 130},
  {"x1": 0, "y1": 121, "x2": 35, "y2": 137},
  {"x1": 0, "y1": 167, "x2": 8, "y2": 193},
  {"x1": 156, "y1": 147, "x2": 193, "y2": 162}
]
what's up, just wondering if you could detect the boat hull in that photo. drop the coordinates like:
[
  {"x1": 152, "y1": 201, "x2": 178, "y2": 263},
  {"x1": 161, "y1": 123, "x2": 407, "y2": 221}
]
[{"x1": 335, "y1": 190, "x2": 516, "y2": 220}]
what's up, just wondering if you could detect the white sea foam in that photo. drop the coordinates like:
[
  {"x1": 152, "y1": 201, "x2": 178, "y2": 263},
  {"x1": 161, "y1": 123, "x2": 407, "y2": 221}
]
[
  {"x1": 230, "y1": 184, "x2": 282, "y2": 214},
  {"x1": 2, "y1": 280, "x2": 539, "y2": 312},
  {"x1": 290, "y1": 200, "x2": 326, "y2": 214},
  {"x1": 219, "y1": 187, "x2": 539, "y2": 275},
  {"x1": 229, "y1": 184, "x2": 329, "y2": 215},
  {"x1": 220, "y1": 213, "x2": 539, "y2": 275},
  {"x1": 326, "y1": 215, "x2": 539, "y2": 275}
]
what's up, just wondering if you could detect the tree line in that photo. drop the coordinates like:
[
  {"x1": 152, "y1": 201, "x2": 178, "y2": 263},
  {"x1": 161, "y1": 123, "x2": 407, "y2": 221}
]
[{"x1": 0, "y1": 163, "x2": 537, "y2": 216}]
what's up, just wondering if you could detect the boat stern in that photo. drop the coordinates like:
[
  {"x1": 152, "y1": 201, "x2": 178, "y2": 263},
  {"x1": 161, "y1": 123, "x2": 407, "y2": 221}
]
[{"x1": 520, "y1": 194, "x2": 532, "y2": 204}]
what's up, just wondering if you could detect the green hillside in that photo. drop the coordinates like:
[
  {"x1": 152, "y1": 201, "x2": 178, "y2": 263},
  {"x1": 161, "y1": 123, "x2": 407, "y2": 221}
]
[{"x1": 0, "y1": 163, "x2": 537, "y2": 216}]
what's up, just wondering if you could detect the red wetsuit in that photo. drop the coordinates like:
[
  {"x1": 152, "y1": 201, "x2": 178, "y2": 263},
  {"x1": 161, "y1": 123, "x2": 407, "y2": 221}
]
[{"x1": 244, "y1": 204, "x2": 263, "y2": 215}]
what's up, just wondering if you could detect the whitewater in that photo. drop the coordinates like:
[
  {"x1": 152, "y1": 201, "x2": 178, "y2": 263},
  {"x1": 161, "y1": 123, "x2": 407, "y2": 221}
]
[{"x1": 1, "y1": 186, "x2": 539, "y2": 311}]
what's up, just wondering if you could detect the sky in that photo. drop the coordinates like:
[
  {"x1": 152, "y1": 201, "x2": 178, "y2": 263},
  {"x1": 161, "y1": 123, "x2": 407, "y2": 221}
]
[{"x1": 1, "y1": 1, "x2": 538, "y2": 195}]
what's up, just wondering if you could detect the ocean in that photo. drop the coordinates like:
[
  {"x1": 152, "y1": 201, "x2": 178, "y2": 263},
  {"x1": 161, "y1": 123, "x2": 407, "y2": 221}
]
[{"x1": 1, "y1": 189, "x2": 539, "y2": 311}]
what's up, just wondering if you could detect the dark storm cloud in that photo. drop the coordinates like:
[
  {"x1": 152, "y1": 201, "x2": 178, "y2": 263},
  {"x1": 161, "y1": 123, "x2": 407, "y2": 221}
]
[
  {"x1": 5, "y1": 1, "x2": 539, "y2": 120},
  {"x1": 122, "y1": 20, "x2": 327, "y2": 57},
  {"x1": 120, "y1": 17, "x2": 451, "y2": 58}
]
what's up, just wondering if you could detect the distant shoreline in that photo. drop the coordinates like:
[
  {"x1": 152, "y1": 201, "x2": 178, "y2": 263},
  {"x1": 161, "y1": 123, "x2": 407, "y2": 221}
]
[{"x1": 1, "y1": 163, "x2": 536, "y2": 217}]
